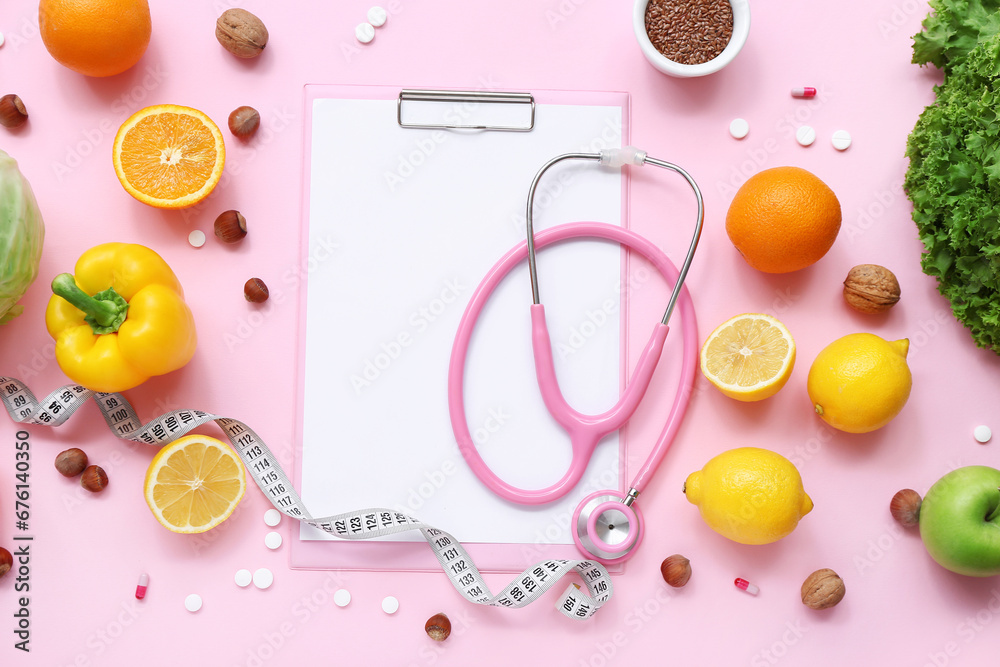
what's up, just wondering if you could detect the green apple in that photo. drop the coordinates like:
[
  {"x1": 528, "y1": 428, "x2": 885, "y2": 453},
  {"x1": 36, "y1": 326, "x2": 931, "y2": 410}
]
[{"x1": 919, "y1": 466, "x2": 1000, "y2": 577}]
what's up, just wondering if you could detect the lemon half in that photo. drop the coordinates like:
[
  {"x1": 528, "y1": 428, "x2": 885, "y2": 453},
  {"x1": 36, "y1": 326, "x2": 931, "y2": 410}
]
[
  {"x1": 144, "y1": 434, "x2": 246, "y2": 533},
  {"x1": 700, "y1": 313, "x2": 796, "y2": 401}
]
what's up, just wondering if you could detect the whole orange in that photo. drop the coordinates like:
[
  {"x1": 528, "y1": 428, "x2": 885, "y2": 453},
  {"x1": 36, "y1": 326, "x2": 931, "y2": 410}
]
[
  {"x1": 39, "y1": 0, "x2": 151, "y2": 77},
  {"x1": 725, "y1": 167, "x2": 842, "y2": 273}
]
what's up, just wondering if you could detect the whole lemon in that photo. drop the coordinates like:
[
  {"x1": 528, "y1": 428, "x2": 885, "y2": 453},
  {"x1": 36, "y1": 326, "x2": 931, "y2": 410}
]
[
  {"x1": 684, "y1": 447, "x2": 813, "y2": 545},
  {"x1": 807, "y1": 333, "x2": 911, "y2": 434}
]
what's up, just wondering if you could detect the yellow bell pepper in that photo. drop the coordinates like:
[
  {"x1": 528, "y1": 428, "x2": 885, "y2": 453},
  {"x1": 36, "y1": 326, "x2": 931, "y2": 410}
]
[{"x1": 46, "y1": 243, "x2": 197, "y2": 392}]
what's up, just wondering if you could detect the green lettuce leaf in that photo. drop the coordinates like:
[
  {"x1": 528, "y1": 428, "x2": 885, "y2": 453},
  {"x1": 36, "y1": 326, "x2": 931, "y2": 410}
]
[
  {"x1": 907, "y1": 4, "x2": 1000, "y2": 352},
  {"x1": 913, "y1": 0, "x2": 1000, "y2": 70}
]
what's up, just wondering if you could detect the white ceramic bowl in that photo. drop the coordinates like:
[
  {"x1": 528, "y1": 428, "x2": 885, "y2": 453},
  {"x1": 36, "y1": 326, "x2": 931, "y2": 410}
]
[{"x1": 633, "y1": 0, "x2": 751, "y2": 78}]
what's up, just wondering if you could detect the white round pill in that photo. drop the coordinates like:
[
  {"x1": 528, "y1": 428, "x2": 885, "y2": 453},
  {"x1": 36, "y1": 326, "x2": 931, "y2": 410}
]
[
  {"x1": 381, "y1": 595, "x2": 399, "y2": 614},
  {"x1": 796, "y1": 125, "x2": 816, "y2": 147},
  {"x1": 367, "y1": 7, "x2": 388, "y2": 27},
  {"x1": 184, "y1": 594, "x2": 203, "y2": 612},
  {"x1": 355, "y1": 23, "x2": 375, "y2": 44},
  {"x1": 253, "y1": 568, "x2": 274, "y2": 590},
  {"x1": 334, "y1": 589, "x2": 352, "y2": 607},
  {"x1": 265, "y1": 531, "x2": 282, "y2": 550},
  {"x1": 729, "y1": 118, "x2": 749, "y2": 140},
  {"x1": 974, "y1": 425, "x2": 992, "y2": 443},
  {"x1": 188, "y1": 230, "x2": 206, "y2": 248},
  {"x1": 831, "y1": 129, "x2": 852, "y2": 151},
  {"x1": 264, "y1": 509, "x2": 282, "y2": 527},
  {"x1": 235, "y1": 569, "x2": 253, "y2": 587},
  {"x1": 0, "y1": 32, "x2": 5, "y2": 48}
]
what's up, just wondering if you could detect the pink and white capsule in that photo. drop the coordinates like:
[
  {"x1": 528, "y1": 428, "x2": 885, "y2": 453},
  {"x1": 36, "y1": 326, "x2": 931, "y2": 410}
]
[
  {"x1": 135, "y1": 573, "x2": 149, "y2": 600},
  {"x1": 735, "y1": 577, "x2": 759, "y2": 595}
]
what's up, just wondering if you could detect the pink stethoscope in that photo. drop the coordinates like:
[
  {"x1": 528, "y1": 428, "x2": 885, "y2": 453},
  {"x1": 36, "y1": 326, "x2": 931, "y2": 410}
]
[{"x1": 448, "y1": 147, "x2": 702, "y2": 564}]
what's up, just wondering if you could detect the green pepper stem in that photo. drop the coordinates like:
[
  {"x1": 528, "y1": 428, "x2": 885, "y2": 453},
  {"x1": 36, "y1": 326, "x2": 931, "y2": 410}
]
[{"x1": 51, "y1": 273, "x2": 128, "y2": 333}]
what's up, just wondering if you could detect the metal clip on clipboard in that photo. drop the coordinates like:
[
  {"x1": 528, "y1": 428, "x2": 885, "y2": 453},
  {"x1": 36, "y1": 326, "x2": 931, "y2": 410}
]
[{"x1": 397, "y1": 89, "x2": 536, "y2": 131}]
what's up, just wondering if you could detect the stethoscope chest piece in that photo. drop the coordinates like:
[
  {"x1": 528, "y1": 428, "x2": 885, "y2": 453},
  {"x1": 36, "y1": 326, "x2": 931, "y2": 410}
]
[{"x1": 573, "y1": 490, "x2": 645, "y2": 564}]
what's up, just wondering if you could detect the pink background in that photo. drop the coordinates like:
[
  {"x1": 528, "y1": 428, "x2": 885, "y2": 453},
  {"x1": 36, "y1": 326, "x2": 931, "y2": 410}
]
[{"x1": 1, "y1": 1, "x2": 999, "y2": 665}]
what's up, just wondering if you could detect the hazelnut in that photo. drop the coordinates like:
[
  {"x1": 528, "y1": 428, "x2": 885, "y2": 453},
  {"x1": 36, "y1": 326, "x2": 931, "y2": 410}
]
[
  {"x1": 424, "y1": 613, "x2": 451, "y2": 641},
  {"x1": 843, "y1": 264, "x2": 901, "y2": 314},
  {"x1": 244, "y1": 277, "x2": 269, "y2": 303},
  {"x1": 216, "y1": 9, "x2": 269, "y2": 58},
  {"x1": 215, "y1": 210, "x2": 247, "y2": 243},
  {"x1": 0, "y1": 94, "x2": 28, "y2": 129},
  {"x1": 890, "y1": 488, "x2": 922, "y2": 528},
  {"x1": 228, "y1": 106, "x2": 260, "y2": 139},
  {"x1": 660, "y1": 554, "x2": 692, "y2": 587},
  {"x1": 801, "y1": 568, "x2": 846, "y2": 610},
  {"x1": 81, "y1": 465, "x2": 109, "y2": 493},
  {"x1": 0, "y1": 547, "x2": 12, "y2": 579},
  {"x1": 54, "y1": 447, "x2": 89, "y2": 477}
]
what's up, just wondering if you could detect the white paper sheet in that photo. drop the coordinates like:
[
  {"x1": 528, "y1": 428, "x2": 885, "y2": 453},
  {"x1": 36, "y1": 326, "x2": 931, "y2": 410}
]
[{"x1": 298, "y1": 91, "x2": 626, "y2": 546}]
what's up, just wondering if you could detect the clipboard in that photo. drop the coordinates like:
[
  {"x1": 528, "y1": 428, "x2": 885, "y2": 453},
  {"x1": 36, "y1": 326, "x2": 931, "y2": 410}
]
[{"x1": 292, "y1": 84, "x2": 632, "y2": 573}]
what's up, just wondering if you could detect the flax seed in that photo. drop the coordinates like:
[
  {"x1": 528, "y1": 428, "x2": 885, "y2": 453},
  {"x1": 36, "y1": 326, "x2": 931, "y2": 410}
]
[{"x1": 645, "y1": 0, "x2": 734, "y2": 65}]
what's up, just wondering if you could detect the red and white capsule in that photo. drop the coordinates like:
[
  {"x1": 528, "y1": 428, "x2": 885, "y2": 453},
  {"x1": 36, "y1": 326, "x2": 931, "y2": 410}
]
[
  {"x1": 735, "y1": 577, "x2": 759, "y2": 595},
  {"x1": 791, "y1": 87, "x2": 817, "y2": 98},
  {"x1": 135, "y1": 573, "x2": 149, "y2": 600}
]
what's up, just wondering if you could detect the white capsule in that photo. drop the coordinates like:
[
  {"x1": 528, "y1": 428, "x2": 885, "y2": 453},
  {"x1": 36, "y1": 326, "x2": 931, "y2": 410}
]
[
  {"x1": 264, "y1": 509, "x2": 282, "y2": 527},
  {"x1": 974, "y1": 425, "x2": 992, "y2": 443},
  {"x1": 355, "y1": 23, "x2": 375, "y2": 44},
  {"x1": 795, "y1": 125, "x2": 816, "y2": 147},
  {"x1": 334, "y1": 589, "x2": 352, "y2": 607},
  {"x1": 367, "y1": 7, "x2": 388, "y2": 27},
  {"x1": 235, "y1": 569, "x2": 253, "y2": 588},
  {"x1": 253, "y1": 568, "x2": 274, "y2": 590},
  {"x1": 381, "y1": 595, "x2": 399, "y2": 614},
  {"x1": 0, "y1": 32, "x2": 5, "y2": 48},
  {"x1": 184, "y1": 593, "x2": 203, "y2": 612},
  {"x1": 188, "y1": 229, "x2": 206, "y2": 248},
  {"x1": 265, "y1": 531, "x2": 282, "y2": 550},
  {"x1": 729, "y1": 118, "x2": 749, "y2": 140},
  {"x1": 831, "y1": 130, "x2": 852, "y2": 151}
]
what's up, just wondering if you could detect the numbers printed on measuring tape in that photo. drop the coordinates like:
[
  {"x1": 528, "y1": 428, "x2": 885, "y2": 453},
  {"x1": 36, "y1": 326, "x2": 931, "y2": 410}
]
[{"x1": 0, "y1": 377, "x2": 613, "y2": 619}]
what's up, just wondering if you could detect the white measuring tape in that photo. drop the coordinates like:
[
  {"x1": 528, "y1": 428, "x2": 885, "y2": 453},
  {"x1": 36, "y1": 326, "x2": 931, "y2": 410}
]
[{"x1": 0, "y1": 376, "x2": 612, "y2": 619}]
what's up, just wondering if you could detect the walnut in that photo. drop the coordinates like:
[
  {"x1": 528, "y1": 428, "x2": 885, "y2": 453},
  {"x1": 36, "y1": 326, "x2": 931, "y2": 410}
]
[
  {"x1": 801, "y1": 568, "x2": 846, "y2": 610},
  {"x1": 843, "y1": 264, "x2": 900, "y2": 313},
  {"x1": 215, "y1": 9, "x2": 269, "y2": 59}
]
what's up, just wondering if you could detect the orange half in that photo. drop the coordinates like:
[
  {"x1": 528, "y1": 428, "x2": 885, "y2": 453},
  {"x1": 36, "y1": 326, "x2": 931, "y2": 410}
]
[{"x1": 113, "y1": 104, "x2": 226, "y2": 209}]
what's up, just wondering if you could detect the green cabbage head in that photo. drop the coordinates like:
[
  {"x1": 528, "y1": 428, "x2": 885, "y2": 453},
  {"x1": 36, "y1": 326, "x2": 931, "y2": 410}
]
[{"x1": 0, "y1": 149, "x2": 45, "y2": 324}]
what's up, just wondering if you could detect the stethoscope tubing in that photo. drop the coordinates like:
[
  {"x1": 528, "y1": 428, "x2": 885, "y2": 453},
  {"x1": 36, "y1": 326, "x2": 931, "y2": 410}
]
[{"x1": 447, "y1": 221, "x2": 698, "y2": 504}]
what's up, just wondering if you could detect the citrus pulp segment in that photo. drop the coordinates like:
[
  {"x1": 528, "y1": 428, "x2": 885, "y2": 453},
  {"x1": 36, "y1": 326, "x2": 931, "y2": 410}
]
[
  {"x1": 700, "y1": 313, "x2": 796, "y2": 401},
  {"x1": 143, "y1": 434, "x2": 246, "y2": 533},
  {"x1": 113, "y1": 105, "x2": 226, "y2": 209}
]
